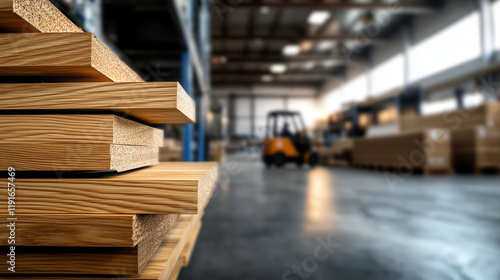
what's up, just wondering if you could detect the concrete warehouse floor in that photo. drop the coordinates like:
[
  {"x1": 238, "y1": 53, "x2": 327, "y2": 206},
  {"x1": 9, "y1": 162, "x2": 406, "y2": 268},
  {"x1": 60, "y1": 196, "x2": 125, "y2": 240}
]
[{"x1": 179, "y1": 152, "x2": 500, "y2": 280}]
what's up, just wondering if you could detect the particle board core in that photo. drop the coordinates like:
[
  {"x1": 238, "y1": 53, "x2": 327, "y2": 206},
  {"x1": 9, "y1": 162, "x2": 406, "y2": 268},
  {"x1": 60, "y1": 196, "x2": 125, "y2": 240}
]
[
  {"x1": 0, "y1": 115, "x2": 164, "y2": 146},
  {"x1": 0, "y1": 144, "x2": 159, "y2": 171},
  {"x1": 0, "y1": 33, "x2": 143, "y2": 82},
  {"x1": 0, "y1": 0, "x2": 83, "y2": 33},
  {"x1": 0, "y1": 82, "x2": 194, "y2": 124},
  {"x1": 0, "y1": 162, "x2": 218, "y2": 214}
]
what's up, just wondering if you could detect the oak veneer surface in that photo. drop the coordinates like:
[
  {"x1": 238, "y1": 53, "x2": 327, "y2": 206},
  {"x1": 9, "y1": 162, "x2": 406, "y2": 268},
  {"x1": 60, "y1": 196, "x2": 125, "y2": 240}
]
[
  {"x1": 0, "y1": 33, "x2": 143, "y2": 82},
  {"x1": 0, "y1": 162, "x2": 218, "y2": 214},
  {"x1": 0, "y1": 0, "x2": 82, "y2": 33},
  {"x1": 0, "y1": 144, "x2": 159, "y2": 171},
  {"x1": 0, "y1": 214, "x2": 179, "y2": 247},
  {"x1": 0, "y1": 115, "x2": 164, "y2": 145},
  {"x1": 0, "y1": 82, "x2": 194, "y2": 124},
  {"x1": 0, "y1": 214, "x2": 201, "y2": 278}
]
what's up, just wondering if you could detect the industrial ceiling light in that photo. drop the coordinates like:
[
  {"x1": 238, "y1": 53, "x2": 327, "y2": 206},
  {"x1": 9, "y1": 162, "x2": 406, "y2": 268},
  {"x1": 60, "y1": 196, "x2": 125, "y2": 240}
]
[
  {"x1": 308, "y1": 11, "x2": 330, "y2": 25},
  {"x1": 301, "y1": 40, "x2": 313, "y2": 51},
  {"x1": 260, "y1": 6, "x2": 269, "y2": 14},
  {"x1": 317, "y1": 41, "x2": 334, "y2": 51},
  {"x1": 282, "y1": 44, "x2": 300, "y2": 56},
  {"x1": 261, "y1": 75, "x2": 274, "y2": 82},
  {"x1": 270, "y1": 64, "x2": 287, "y2": 74}
]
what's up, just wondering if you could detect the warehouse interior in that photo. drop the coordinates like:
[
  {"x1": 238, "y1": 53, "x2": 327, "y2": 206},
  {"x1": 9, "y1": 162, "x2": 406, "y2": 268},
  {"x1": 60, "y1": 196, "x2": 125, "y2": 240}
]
[{"x1": 3, "y1": 0, "x2": 500, "y2": 279}]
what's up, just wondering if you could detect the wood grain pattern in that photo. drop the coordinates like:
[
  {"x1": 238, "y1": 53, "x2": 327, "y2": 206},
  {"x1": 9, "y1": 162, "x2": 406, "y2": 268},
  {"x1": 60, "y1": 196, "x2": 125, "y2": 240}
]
[
  {"x1": 353, "y1": 129, "x2": 453, "y2": 173},
  {"x1": 0, "y1": 115, "x2": 164, "y2": 145},
  {"x1": 0, "y1": 214, "x2": 179, "y2": 247},
  {"x1": 0, "y1": 162, "x2": 218, "y2": 214},
  {"x1": 0, "y1": 82, "x2": 194, "y2": 124},
  {"x1": 181, "y1": 222, "x2": 202, "y2": 266},
  {"x1": 0, "y1": 0, "x2": 82, "y2": 33},
  {"x1": 0, "y1": 214, "x2": 201, "y2": 279},
  {"x1": 0, "y1": 33, "x2": 142, "y2": 82},
  {"x1": 0, "y1": 144, "x2": 159, "y2": 171}
]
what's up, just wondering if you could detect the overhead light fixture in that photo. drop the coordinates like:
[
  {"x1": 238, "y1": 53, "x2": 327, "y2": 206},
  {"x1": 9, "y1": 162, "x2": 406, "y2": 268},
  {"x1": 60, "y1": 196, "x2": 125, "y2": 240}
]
[
  {"x1": 261, "y1": 75, "x2": 274, "y2": 82},
  {"x1": 308, "y1": 11, "x2": 330, "y2": 25},
  {"x1": 260, "y1": 6, "x2": 269, "y2": 14},
  {"x1": 303, "y1": 61, "x2": 315, "y2": 70},
  {"x1": 282, "y1": 44, "x2": 300, "y2": 56},
  {"x1": 270, "y1": 64, "x2": 287, "y2": 74},
  {"x1": 317, "y1": 41, "x2": 334, "y2": 51}
]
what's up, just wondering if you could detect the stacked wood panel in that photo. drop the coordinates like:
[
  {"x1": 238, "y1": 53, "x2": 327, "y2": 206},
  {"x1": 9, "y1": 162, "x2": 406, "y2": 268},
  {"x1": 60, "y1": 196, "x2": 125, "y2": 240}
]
[
  {"x1": 353, "y1": 129, "x2": 453, "y2": 174},
  {"x1": 399, "y1": 103, "x2": 500, "y2": 173},
  {"x1": 0, "y1": 1, "x2": 216, "y2": 279}
]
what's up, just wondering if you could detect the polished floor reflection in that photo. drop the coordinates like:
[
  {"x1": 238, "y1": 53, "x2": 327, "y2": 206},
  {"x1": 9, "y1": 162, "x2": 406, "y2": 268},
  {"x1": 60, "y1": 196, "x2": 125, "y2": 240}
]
[{"x1": 179, "y1": 152, "x2": 500, "y2": 280}]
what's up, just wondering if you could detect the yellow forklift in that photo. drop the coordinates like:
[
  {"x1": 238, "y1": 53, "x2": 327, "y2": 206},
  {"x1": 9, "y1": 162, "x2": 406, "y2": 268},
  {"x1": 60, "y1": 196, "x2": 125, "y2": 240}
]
[{"x1": 262, "y1": 111, "x2": 318, "y2": 168}]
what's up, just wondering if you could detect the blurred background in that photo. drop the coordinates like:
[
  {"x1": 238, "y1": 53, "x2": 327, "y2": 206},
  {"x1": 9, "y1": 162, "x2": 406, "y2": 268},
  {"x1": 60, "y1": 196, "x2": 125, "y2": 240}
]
[{"x1": 53, "y1": 0, "x2": 500, "y2": 279}]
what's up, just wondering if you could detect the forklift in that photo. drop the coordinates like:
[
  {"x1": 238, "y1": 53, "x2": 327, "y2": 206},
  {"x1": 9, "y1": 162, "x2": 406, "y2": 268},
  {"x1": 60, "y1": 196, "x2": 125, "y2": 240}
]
[{"x1": 262, "y1": 111, "x2": 318, "y2": 168}]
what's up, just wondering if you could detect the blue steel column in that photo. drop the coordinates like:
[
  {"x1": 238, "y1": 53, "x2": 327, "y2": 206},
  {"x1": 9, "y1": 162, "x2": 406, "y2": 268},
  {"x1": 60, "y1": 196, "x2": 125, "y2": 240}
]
[
  {"x1": 182, "y1": 50, "x2": 193, "y2": 162},
  {"x1": 182, "y1": 0, "x2": 194, "y2": 162},
  {"x1": 196, "y1": 0, "x2": 210, "y2": 161}
]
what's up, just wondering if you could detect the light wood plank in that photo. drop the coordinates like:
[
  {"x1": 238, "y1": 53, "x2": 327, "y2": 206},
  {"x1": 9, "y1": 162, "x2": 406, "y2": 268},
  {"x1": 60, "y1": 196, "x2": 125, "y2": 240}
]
[
  {"x1": 0, "y1": 214, "x2": 179, "y2": 247},
  {"x1": 0, "y1": 214, "x2": 200, "y2": 279},
  {"x1": 0, "y1": 82, "x2": 194, "y2": 124},
  {"x1": 0, "y1": 0, "x2": 82, "y2": 33},
  {"x1": 0, "y1": 33, "x2": 142, "y2": 82},
  {"x1": 181, "y1": 222, "x2": 202, "y2": 266},
  {"x1": 0, "y1": 115, "x2": 164, "y2": 145},
  {"x1": 0, "y1": 162, "x2": 218, "y2": 214},
  {"x1": 0, "y1": 144, "x2": 159, "y2": 171}
]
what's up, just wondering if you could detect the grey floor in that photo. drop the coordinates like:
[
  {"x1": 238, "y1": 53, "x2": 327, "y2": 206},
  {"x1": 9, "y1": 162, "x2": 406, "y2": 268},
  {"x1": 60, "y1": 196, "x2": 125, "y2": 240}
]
[{"x1": 178, "y1": 152, "x2": 500, "y2": 280}]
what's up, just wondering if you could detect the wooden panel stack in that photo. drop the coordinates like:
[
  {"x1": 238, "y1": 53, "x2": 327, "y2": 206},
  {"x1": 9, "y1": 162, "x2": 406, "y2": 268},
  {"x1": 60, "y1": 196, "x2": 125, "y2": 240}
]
[
  {"x1": 0, "y1": 1, "x2": 216, "y2": 279},
  {"x1": 399, "y1": 103, "x2": 500, "y2": 173},
  {"x1": 353, "y1": 129, "x2": 453, "y2": 174},
  {"x1": 318, "y1": 139, "x2": 354, "y2": 166}
]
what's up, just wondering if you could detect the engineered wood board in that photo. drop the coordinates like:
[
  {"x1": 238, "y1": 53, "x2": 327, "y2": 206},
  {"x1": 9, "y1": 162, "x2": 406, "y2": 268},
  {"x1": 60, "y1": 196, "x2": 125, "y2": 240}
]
[
  {"x1": 0, "y1": 115, "x2": 164, "y2": 146},
  {"x1": 168, "y1": 257, "x2": 184, "y2": 280},
  {"x1": 0, "y1": 215, "x2": 185, "y2": 274},
  {"x1": 0, "y1": 0, "x2": 82, "y2": 33},
  {"x1": 0, "y1": 214, "x2": 201, "y2": 279},
  {"x1": 0, "y1": 82, "x2": 194, "y2": 124},
  {"x1": 0, "y1": 33, "x2": 143, "y2": 82},
  {"x1": 0, "y1": 214, "x2": 179, "y2": 247},
  {"x1": 0, "y1": 144, "x2": 159, "y2": 171},
  {"x1": 0, "y1": 162, "x2": 218, "y2": 214},
  {"x1": 181, "y1": 221, "x2": 202, "y2": 266}
]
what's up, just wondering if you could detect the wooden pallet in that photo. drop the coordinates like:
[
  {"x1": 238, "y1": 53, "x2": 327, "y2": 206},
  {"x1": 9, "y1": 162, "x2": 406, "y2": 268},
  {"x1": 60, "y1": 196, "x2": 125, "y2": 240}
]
[
  {"x1": 353, "y1": 129, "x2": 453, "y2": 174},
  {"x1": 0, "y1": 82, "x2": 194, "y2": 124}
]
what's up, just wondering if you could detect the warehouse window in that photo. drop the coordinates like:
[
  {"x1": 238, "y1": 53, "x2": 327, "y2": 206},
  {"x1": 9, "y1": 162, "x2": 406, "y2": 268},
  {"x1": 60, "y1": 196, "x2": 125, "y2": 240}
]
[
  {"x1": 321, "y1": 88, "x2": 343, "y2": 113},
  {"x1": 342, "y1": 74, "x2": 368, "y2": 103},
  {"x1": 464, "y1": 92, "x2": 485, "y2": 108},
  {"x1": 421, "y1": 98, "x2": 458, "y2": 115},
  {"x1": 494, "y1": 0, "x2": 500, "y2": 50},
  {"x1": 410, "y1": 12, "x2": 481, "y2": 82},
  {"x1": 370, "y1": 53, "x2": 404, "y2": 96},
  {"x1": 287, "y1": 98, "x2": 320, "y2": 129}
]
